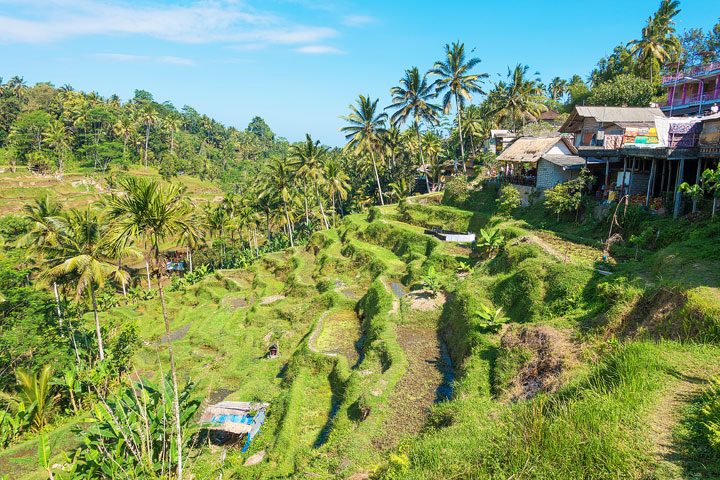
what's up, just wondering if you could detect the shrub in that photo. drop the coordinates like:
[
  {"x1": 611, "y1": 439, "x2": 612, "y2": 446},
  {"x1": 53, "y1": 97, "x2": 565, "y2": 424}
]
[
  {"x1": 496, "y1": 184, "x2": 521, "y2": 215},
  {"x1": 442, "y1": 176, "x2": 469, "y2": 207},
  {"x1": 473, "y1": 303, "x2": 509, "y2": 332},
  {"x1": 421, "y1": 266, "x2": 442, "y2": 297},
  {"x1": 368, "y1": 206, "x2": 382, "y2": 222}
]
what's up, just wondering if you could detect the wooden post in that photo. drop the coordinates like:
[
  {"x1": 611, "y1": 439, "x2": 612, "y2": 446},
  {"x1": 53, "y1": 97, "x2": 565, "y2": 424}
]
[
  {"x1": 673, "y1": 158, "x2": 685, "y2": 218},
  {"x1": 645, "y1": 158, "x2": 657, "y2": 207},
  {"x1": 604, "y1": 159, "x2": 610, "y2": 194},
  {"x1": 621, "y1": 157, "x2": 628, "y2": 196},
  {"x1": 693, "y1": 159, "x2": 703, "y2": 213},
  {"x1": 660, "y1": 158, "x2": 667, "y2": 195},
  {"x1": 628, "y1": 158, "x2": 637, "y2": 197}
]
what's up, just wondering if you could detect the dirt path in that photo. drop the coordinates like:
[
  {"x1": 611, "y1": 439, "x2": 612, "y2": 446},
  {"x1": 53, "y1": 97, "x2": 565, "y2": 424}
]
[
  {"x1": 372, "y1": 324, "x2": 452, "y2": 451},
  {"x1": 649, "y1": 376, "x2": 707, "y2": 477}
]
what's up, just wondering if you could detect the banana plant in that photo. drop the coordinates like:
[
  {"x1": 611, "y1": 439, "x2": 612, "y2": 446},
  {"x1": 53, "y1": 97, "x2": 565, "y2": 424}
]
[{"x1": 473, "y1": 303, "x2": 509, "y2": 332}]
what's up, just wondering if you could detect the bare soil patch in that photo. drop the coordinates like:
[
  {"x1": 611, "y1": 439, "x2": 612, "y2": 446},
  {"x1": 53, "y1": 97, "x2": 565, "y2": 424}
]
[
  {"x1": 372, "y1": 324, "x2": 450, "y2": 451},
  {"x1": 498, "y1": 325, "x2": 577, "y2": 401},
  {"x1": 260, "y1": 294, "x2": 285, "y2": 305},
  {"x1": 407, "y1": 289, "x2": 447, "y2": 311},
  {"x1": 160, "y1": 323, "x2": 192, "y2": 343}
]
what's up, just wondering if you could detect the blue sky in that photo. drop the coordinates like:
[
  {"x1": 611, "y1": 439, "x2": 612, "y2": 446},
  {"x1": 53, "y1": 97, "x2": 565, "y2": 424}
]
[{"x1": 1, "y1": 0, "x2": 718, "y2": 146}]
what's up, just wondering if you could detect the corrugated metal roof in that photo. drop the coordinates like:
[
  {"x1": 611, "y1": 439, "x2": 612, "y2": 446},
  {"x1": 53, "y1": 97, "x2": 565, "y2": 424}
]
[
  {"x1": 541, "y1": 154, "x2": 586, "y2": 168},
  {"x1": 573, "y1": 106, "x2": 664, "y2": 123},
  {"x1": 496, "y1": 136, "x2": 572, "y2": 163}
]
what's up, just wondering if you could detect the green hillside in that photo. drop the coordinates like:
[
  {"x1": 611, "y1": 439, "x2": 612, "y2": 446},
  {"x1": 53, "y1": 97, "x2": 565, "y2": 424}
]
[{"x1": 2, "y1": 183, "x2": 719, "y2": 479}]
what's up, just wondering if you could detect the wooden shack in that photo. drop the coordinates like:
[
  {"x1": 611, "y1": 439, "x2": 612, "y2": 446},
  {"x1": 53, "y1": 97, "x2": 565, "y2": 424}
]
[{"x1": 200, "y1": 401, "x2": 269, "y2": 451}]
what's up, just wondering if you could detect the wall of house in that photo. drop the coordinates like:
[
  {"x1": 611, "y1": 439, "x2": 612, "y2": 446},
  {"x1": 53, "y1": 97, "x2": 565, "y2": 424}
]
[
  {"x1": 537, "y1": 159, "x2": 579, "y2": 190},
  {"x1": 514, "y1": 184, "x2": 540, "y2": 207},
  {"x1": 546, "y1": 141, "x2": 573, "y2": 155}
]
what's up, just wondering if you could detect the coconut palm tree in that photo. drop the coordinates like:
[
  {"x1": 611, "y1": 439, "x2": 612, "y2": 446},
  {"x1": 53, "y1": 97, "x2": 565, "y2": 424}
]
[
  {"x1": 138, "y1": 105, "x2": 159, "y2": 168},
  {"x1": 290, "y1": 134, "x2": 330, "y2": 230},
  {"x1": 324, "y1": 156, "x2": 350, "y2": 222},
  {"x1": 490, "y1": 64, "x2": 548, "y2": 131},
  {"x1": 43, "y1": 121, "x2": 70, "y2": 173},
  {"x1": 105, "y1": 177, "x2": 202, "y2": 480},
  {"x1": 430, "y1": 42, "x2": 488, "y2": 173},
  {"x1": 341, "y1": 95, "x2": 389, "y2": 205},
  {"x1": 164, "y1": 115, "x2": 182, "y2": 156},
  {"x1": 262, "y1": 158, "x2": 298, "y2": 246},
  {"x1": 628, "y1": 0, "x2": 680, "y2": 81},
  {"x1": 113, "y1": 115, "x2": 135, "y2": 159},
  {"x1": 17, "y1": 195, "x2": 64, "y2": 324},
  {"x1": 546, "y1": 77, "x2": 568, "y2": 101},
  {"x1": 43, "y1": 208, "x2": 125, "y2": 362},
  {"x1": 387, "y1": 67, "x2": 441, "y2": 192}
]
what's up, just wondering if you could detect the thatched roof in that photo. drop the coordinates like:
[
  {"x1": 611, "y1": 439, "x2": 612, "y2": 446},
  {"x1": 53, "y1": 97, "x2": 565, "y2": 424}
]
[
  {"x1": 496, "y1": 136, "x2": 575, "y2": 163},
  {"x1": 560, "y1": 106, "x2": 665, "y2": 133}
]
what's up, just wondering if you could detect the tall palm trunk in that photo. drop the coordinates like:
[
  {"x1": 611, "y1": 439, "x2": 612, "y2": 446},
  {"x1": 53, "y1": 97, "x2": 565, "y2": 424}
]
[
  {"x1": 369, "y1": 151, "x2": 385, "y2": 206},
  {"x1": 415, "y1": 126, "x2": 431, "y2": 192},
  {"x1": 315, "y1": 181, "x2": 330, "y2": 229},
  {"x1": 284, "y1": 203, "x2": 294, "y2": 247},
  {"x1": 154, "y1": 266, "x2": 183, "y2": 480},
  {"x1": 53, "y1": 281, "x2": 62, "y2": 327},
  {"x1": 145, "y1": 259, "x2": 152, "y2": 291},
  {"x1": 88, "y1": 283, "x2": 105, "y2": 361},
  {"x1": 144, "y1": 124, "x2": 150, "y2": 168},
  {"x1": 455, "y1": 93, "x2": 468, "y2": 174}
]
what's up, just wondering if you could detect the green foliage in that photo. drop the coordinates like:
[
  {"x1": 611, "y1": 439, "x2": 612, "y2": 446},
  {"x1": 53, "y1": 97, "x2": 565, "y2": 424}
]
[
  {"x1": 62, "y1": 375, "x2": 201, "y2": 479},
  {"x1": 442, "y1": 176, "x2": 469, "y2": 207},
  {"x1": 475, "y1": 227, "x2": 504, "y2": 258},
  {"x1": 169, "y1": 264, "x2": 212, "y2": 291},
  {"x1": 0, "y1": 365, "x2": 57, "y2": 431},
  {"x1": 496, "y1": 184, "x2": 521, "y2": 215},
  {"x1": 587, "y1": 74, "x2": 655, "y2": 106},
  {"x1": 472, "y1": 303, "x2": 509, "y2": 332},
  {"x1": 420, "y1": 265, "x2": 442, "y2": 296},
  {"x1": 544, "y1": 169, "x2": 594, "y2": 221},
  {"x1": 367, "y1": 206, "x2": 382, "y2": 222}
]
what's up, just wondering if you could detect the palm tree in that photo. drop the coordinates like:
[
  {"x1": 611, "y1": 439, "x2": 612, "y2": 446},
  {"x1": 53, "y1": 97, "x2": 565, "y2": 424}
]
[
  {"x1": 17, "y1": 195, "x2": 64, "y2": 325},
  {"x1": 290, "y1": 134, "x2": 330, "y2": 229},
  {"x1": 262, "y1": 158, "x2": 298, "y2": 246},
  {"x1": 164, "y1": 115, "x2": 182, "y2": 156},
  {"x1": 387, "y1": 67, "x2": 441, "y2": 192},
  {"x1": 105, "y1": 177, "x2": 202, "y2": 480},
  {"x1": 324, "y1": 156, "x2": 350, "y2": 222},
  {"x1": 382, "y1": 126, "x2": 403, "y2": 172},
  {"x1": 547, "y1": 77, "x2": 568, "y2": 101},
  {"x1": 490, "y1": 64, "x2": 548, "y2": 131},
  {"x1": 43, "y1": 121, "x2": 70, "y2": 173},
  {"x1": 44, "y1": 208, "x2": 125, "y2": 362},
  {"x1": 139, "y1": 105, "x2": 159, "y2": 168},
  {"x1": 113, "y1": 115, "x2": 135, "y2": 159},
  {"x1": 430, "y1": 42, "x2": 488, "y2": 173},
  {"x1": 628, "y1": 0, "x2": 680, "y2": 82},
  {"x1": 0, "y1": 366, "x2": 56, "y2": 430},
  {"x1": 341, "y1": 95, "x2": 389, "y2": 205}
]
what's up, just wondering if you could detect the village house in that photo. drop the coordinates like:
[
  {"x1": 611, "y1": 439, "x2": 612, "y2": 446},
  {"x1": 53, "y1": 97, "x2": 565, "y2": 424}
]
[
  {"x1": 496, "y1": 136, "x2": 612, "y2": 205},
  {"x1": 662, "y1": 61, "x2": 720, "y2": 117}
]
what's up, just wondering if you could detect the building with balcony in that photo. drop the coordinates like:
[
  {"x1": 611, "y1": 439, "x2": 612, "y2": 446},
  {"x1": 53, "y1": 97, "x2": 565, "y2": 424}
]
[{"x1": 662, "y1": 62, "x2": 720, "y2": 116}]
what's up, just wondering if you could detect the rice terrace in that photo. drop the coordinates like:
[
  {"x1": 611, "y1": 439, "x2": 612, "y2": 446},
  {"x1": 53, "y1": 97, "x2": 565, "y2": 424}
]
[{"x1": 1, "y1": 0, "x2": 720, "y2": 479}]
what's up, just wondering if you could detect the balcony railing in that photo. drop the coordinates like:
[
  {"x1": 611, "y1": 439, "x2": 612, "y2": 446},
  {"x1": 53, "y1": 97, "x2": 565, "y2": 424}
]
[
  {"x1": 662, "y1": 61, "x2": 720, "y2": 84},
  {"x1": 663, "y1": 91, "x2": 720, "y2": 108},
  {"x1": 505, "y1": 175, "x2": 537, "y2": 187}
]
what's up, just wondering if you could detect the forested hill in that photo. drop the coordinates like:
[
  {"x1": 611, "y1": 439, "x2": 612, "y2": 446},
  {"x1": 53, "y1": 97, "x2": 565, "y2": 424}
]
[{"x1": 0, "y1": 77, "x2": 288, "y2": 188}]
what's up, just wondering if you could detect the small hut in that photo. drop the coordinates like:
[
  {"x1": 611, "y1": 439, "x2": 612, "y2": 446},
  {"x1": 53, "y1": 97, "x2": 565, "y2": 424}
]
[
  {"x1": 200, "y1": 401, "x2": 269, "y2": 452},
  {"x1": 267, "y1": 343, "x2": 279, "y2": 359}
]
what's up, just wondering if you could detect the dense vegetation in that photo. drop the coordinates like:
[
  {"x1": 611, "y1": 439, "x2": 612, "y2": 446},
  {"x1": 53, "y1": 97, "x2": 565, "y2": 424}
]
[{"x1": 1, "y1": 1, "x2": 720, "y2": 479}]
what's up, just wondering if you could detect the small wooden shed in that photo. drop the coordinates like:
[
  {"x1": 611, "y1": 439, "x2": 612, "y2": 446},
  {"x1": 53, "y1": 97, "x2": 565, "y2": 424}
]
[{"x1": 200, "y1": 401, "x2": 269, "y2": 451}]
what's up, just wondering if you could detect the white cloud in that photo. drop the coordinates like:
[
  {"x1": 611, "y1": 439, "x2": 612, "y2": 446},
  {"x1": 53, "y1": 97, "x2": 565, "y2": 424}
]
[
  {"x1": 342, "y1": 15, "x2": 375, "y2": 27},
  {"x1": 294, "y1": 45, "x2": 344, "y2": 55},
  {"x1": 94, "y1": 53, "x2": 195, "y2": 66},
  {"x1": 0, "y1": 0, "x2": 338, "y2": 46}
]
